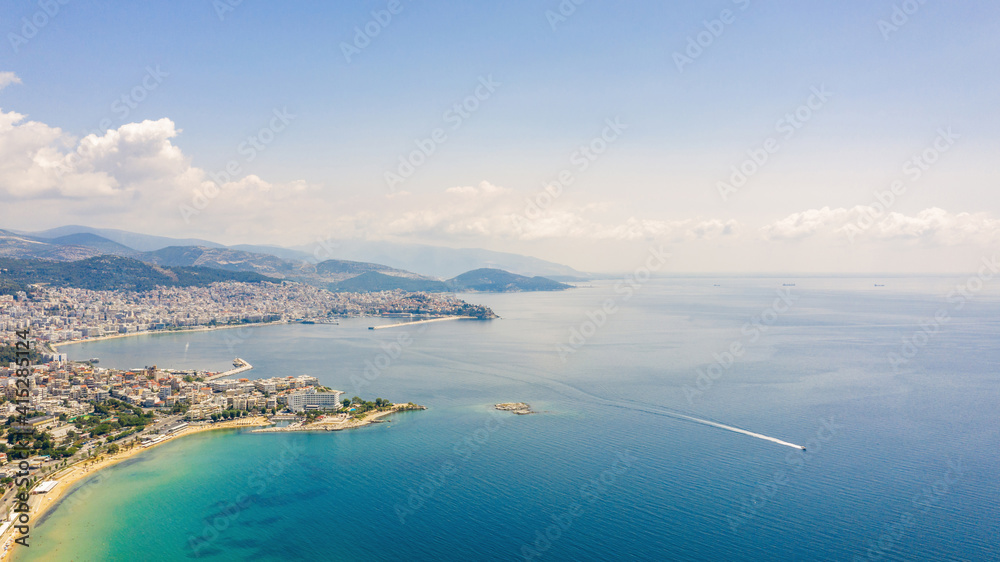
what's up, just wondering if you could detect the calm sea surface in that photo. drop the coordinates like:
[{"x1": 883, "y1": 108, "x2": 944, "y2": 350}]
[{"x1": 17, "y1": 277, "x2": 1000, "y2": 561}]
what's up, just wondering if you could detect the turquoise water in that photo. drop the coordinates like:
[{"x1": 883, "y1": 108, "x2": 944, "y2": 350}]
[{"x1": 18, "y1": 278, "x2": 1000, "y2": 561}]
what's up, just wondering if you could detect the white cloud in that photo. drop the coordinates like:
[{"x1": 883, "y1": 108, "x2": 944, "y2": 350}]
[
  {"x1": 0, "y1": 108, "x2": 311, "y2": 212},
  {"x1": 0, "y1": 72, "x2": 21, "y2": 91},
  {"x1": 324, "y1": 182, "x2": 740, "y2": 243},
  {"x1": 760, "y1": 206, "x2": 852, "y2": 240},
  {"x1": 762, "y1": 206, "x2": 1000, "y2": 245}
]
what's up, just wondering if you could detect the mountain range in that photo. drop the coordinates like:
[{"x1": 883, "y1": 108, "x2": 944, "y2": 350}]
[
  {"x1": 0, "y1": 228, "x2": 574, "y2": 294},
  {"x1": 19, "y1": 225, "x2": 589, "y2": 280}
]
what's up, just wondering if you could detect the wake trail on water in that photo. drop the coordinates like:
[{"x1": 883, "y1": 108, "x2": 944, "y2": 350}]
[
  {"x1": 401, "y1": 349, "x2": 806, "y2": 451},
  {"x1": 587, "y1": 396, "x2": 807, "y2": 451}
]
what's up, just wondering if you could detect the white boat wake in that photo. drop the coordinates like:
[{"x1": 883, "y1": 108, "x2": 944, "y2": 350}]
[
  {"x1": 596, "y1": 397, "x2": 807, "y2": 450},
  {"x1": 400, "y1": 349, "x2": 807, "y2": 450},
  {"x1": 658, "y1": 411, "x2": 806, "y2": 450}
]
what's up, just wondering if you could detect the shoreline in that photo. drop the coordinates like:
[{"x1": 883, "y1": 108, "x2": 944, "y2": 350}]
[
  {"x1": 48, "y1": 321, "x2": 289, "y2": 350},
  {"x1": 0, "y1": 417, "x2": 272, "y2": 561}
]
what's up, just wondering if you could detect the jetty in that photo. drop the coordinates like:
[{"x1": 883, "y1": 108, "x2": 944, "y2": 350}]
[
  {"x1": 369, "y1": 316, "x2": 475, "y2": 330},
  {"x1": 205, "y1": 358, "x2": 253, "y2": 381}
]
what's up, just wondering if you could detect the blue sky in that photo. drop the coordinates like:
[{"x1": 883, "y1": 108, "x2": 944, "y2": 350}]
[{"x1": 1, "y1": 0, "x2": 998, "y2": 272}]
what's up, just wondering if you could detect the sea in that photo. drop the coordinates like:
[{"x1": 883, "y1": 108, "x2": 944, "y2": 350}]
[{"x1": 16, "y1": 277, "x2": 1000, "y2": 561}]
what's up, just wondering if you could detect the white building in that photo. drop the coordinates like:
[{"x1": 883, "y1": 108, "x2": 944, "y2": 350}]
[{"x1": 285, "y1": 388, "x2": 344, "y2": 412}]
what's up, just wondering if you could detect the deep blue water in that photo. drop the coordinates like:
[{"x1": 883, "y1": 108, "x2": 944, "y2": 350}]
[{"x1": 19, "y1": 277, "x2": 1000, "y2": 561}]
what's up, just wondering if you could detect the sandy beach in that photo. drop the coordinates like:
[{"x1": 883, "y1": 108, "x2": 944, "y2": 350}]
[{"x1": 0, "y1": 416, "x2": 272, "y2": 561}]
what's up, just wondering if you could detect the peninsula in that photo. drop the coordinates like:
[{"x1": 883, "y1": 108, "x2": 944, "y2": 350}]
[
  {"x1": 252, "y1": 402, "x2": 426, "y2": 432},
  {"x1": 0, "y1": 349, "x2": 423, "y2": 561}
]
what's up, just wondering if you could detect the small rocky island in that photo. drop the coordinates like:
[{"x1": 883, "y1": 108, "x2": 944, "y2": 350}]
[{"x1": 495, "y1": 402, "x2": 534, "y2": 415}]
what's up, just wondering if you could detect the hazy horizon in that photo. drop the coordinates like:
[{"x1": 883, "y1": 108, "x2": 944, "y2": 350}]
[{"x1": 2, "y1": 1, "x2": 998, "y2": 274}]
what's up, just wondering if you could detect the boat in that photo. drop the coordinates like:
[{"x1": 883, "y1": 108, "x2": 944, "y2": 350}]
[{"x1": 89, "y1": 358, "x2": 100, "y2": 363}]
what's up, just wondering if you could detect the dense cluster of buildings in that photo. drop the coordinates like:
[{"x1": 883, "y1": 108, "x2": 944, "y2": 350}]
[
  {"x1": 0, "y1": 281, "x2": 486, "y2": 345},
  {"x1": 0, "y1": 359, "x2": 345, "y2": 426},
  {"x1": 0, "y1": 279, "x2": 470, "y2": 466}
]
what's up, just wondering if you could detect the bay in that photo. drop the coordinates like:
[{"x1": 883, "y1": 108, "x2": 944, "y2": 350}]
[{"x1": 18, "y1": 277, "x2": 1000, "y2": 561}]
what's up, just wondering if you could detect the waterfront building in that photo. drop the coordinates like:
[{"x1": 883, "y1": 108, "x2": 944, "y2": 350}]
[{"x1": 285, "y1": 388, "x2": 344, "y2": 412}]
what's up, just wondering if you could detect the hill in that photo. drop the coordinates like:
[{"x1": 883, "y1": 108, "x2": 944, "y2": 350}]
[
  {"x1": 328, "y1": 268, "x2": 572, "y2": 293},
  {"x1": 0, "y1": 256, "x2": 278, "y2": 292},
  {"x1": 291, "y1": 239, "x2": 590, "y2": 280},
  {"x1": 0, "y1": 229, "x2": 106, "y2": 261},
  {"x1": 447, "y1": 268, "x2": 571, "y2": 292},
  {"x1": 26, "y1": 225, "x2": 226, "y2": 252},
  {"x1": 142, "y1": 246, "x2": 304, "y2": 278},
  {"x1": 47, "y1": 233, "x2": 141, "y2": 257},
  {"x1": 328, "y1": 271, "x2": 450, "y2": 293}
]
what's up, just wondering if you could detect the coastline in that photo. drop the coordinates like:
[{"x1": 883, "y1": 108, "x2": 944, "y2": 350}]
[
  {"x1": 48, "y1": 321, "x2": 289, "y2": 350},
  {"x1": 0, "y1": 417, "x2": 272, "y2": 561},
  {"x1": 252, "y1": 404, "x2": 426, "y2": 433}
]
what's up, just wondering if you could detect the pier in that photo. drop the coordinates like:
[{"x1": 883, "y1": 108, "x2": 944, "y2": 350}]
[
  {"x1": 205, "y1": 358, "x2": 253, "y2": 381},
  {"x1": 369, "y1": 316, "x2": 475, "y2": 330}
]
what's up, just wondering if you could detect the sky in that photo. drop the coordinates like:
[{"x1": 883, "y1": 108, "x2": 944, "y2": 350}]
[{"x1": 1, "y1": 0, "x2": 998, "y2": 273}]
